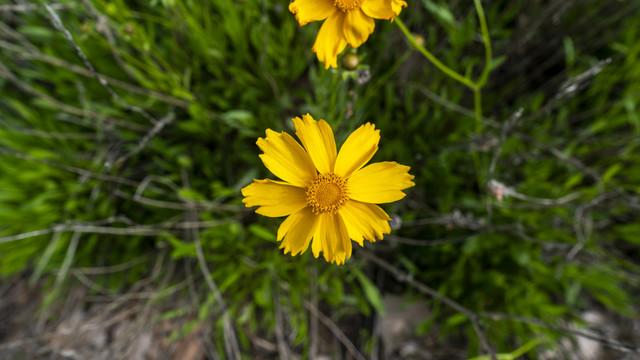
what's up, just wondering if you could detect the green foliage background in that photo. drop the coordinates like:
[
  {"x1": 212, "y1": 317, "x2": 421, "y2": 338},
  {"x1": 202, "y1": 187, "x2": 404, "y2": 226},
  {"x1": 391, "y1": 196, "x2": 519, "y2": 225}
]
[{"x1": 1, "y1": 0, "x2": 639, "y2": 358}]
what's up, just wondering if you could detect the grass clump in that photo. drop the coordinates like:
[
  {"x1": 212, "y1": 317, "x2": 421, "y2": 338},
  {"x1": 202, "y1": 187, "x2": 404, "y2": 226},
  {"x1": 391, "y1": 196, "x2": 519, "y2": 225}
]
[{"x1": 1, "y1": 0, "x2": 639, "y2": 358}]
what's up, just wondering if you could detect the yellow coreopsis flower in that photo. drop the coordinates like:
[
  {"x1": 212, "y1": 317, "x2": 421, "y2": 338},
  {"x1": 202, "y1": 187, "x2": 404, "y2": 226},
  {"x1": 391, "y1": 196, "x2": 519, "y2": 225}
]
[
  {"x1": 391, "y1": 0, "x2": 408, "y2": 15},
  {"x1": 289, "y1": 0, "x2": 408, "y2": 69},
  {"x1": 242, "y1": 114, "x2": 414, "y2": 264}
]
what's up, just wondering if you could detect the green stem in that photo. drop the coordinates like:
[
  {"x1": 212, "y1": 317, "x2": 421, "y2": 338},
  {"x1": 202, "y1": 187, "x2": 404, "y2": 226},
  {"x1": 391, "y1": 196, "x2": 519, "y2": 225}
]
[
  {"x1": 394, "y1": 17, "x2": 477, "y2": 90},
  {"x1": 473, "y1": 0, "x2": 493, "y2": 88},
  {"x1": 474, "y1": 89, "x2": 483, "y2": 132},
  {"x1": 396, "y1": 1, "x2": 492, "y2": 134}
]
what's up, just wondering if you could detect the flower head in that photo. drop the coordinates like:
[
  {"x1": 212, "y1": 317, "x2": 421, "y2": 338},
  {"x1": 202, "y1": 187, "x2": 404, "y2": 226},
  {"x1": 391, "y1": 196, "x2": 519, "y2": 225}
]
[
  {"x1": 242, "y1": 114, "x2": 414, "y2": 264},
  {"x1": 289, "y1": 0, "x2": 407, "y2": 69}
]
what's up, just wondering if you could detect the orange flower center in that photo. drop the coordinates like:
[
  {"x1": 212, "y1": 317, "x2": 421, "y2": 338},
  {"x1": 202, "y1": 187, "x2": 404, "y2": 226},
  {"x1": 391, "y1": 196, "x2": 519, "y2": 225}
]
[
  {"x1": 334, "y1": 0, "x2": 362, "y2": 12},
  {"x1": 306, "y1": 173, "x2": 349, "y2": 214}
]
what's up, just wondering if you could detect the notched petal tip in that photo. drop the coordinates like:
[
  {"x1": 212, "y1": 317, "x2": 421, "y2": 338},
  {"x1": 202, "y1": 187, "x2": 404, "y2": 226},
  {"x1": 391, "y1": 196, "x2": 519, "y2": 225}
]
[
  {"x1": 288, "y1": 2, "x2": 309, "y2": 26},
  {"x1": 255, "y1": 129, "x2": 317, "y2": 187},
  {"x1": 311, "y1": 45, "x2": 340, "y2": 69},
  {"x1": 391, "y1": 0, "x2": 408, "y2": 16},
  {"x1": 312, "y1": 11, "x2": 347, "y2": 70},
  {"x1": 308, "y1": 212, "x2": 353, "y2": 264},
  {"x1": 341, "y1": 201, "x2": 391, "y2": 247},
  {"x1": 289, "y1": 0, "x2": 337, "y2": 26},
  {"x1": 277, "y1": 208, "x2": 320, "y2": 257},
  {"x1": 331, "y1": 254, "x2": 347, "y2": 265},
  {"x1": 293, "y1": 113, "x2": 337, "y2": 174},
  {"x1": 334, "y1": 122, "x2": 381, "y2": 177}
]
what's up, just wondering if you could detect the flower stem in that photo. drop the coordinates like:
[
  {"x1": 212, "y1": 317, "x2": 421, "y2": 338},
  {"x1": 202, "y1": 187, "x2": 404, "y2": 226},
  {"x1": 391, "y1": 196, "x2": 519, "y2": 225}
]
[
  {"x1": 474, "y1": 0, "x2": 493, "y2": 88},
  {"x1": 394, "y1": 17, "x2": 477, "y2": 90},
  {"x1": 396, "y1": 1, "x2": 493, "y2": 131},
  {"x1": 474, "y1": 89, "x2": 483, "y2": 132}
]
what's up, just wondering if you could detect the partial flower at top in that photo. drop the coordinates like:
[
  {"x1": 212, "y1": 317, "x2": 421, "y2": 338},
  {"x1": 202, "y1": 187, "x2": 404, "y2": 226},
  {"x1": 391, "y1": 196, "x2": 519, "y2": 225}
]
[
  {"x1": 289, "y1": 0, "x2": 408, "y2": 69},
  {"x1": 391, "y1": 0, "x2": 408, "y2": 15},
  {"x1": 242, "y1": 114, "x2": 414, "y2": 264}
]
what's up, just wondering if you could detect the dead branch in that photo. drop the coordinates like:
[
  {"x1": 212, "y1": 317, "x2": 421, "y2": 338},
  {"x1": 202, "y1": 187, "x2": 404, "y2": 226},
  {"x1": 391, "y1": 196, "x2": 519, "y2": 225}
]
[
  {"x1": 304, "y1": 301, "x2": 367, "y2": 360},
  {"x1": 360, "y1": 250, "x2": 498, "y2": 360},
  {"x1": 45, "y1": 5, "x2": 159, "y2": 126}
]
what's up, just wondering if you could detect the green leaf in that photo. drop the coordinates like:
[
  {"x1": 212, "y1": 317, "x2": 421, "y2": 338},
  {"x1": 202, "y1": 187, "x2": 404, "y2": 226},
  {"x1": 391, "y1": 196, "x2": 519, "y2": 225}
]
[
  {"x1": 563, "y1": 173, "x2": 584, "y2": 189},
  {"x1": 601, "y1": 163, "x2": 623, "y2": 185},
  {"x1": 564, "y1": 37, "x2": 576, "y2": 68},
  {"x1": 421, "y1": 0, "x2": 456, "y2": 29},
  {"x1": 220, "y1": 110, "x2": 256, "y2": 132},
  {"x1": 353, "y1": 268, "x2": 385, "y2": 315},
  {"x1": 248, "y1": 224, "x2": 276, "y2": 242},
  {"x1": 467, "y1": 338, "x2": 543, "y2": 360},
  {"x1": 178, "y1": 188, "x2": 207, "y2": 201},
  {"x1": 254, "y1": 278, "x2": 272, "y2": 307},
  {"x1": 490, "y1": 55, "x2": 508, "y2": 70},
  {"x1": 163, "y1": 235, "x2": 196, "y2": 259},
  {"x1": 444, "y1": 313, "x2": 467, "y2": 327}
]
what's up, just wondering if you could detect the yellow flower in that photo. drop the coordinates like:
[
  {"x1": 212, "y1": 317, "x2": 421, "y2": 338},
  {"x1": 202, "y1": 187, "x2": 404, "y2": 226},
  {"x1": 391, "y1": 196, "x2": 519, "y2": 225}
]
[
  {"x1": 242, "y1": 114, "x2": 414, "y2": 264},
  {"x1": 289, "y1": 0, "x2": 405, "y2": 69},
  {"x1": 391, "y1": 0, "x2": 407, "y2": 16}
]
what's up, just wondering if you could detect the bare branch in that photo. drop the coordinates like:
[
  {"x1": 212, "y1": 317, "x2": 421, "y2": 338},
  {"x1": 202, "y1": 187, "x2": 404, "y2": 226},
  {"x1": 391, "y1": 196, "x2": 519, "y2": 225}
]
[
  {"x1": 309, "y1": 266, "x2": 320, "y2": 359},
  {"x1": 0, "y1": 4, "x2": 75, "y2": 12},
  {"x1": 547, "y1": 146, "x2": 602, "y2": 183},
  {"x1": 0, "y1": 60, "x2": 146, "y2": 131},
  {"x1": 359, "y1": 250, "x2": 498, "y2": 360},
  {"x1": 53, "y1": 232, "x2": 81, "y2": 288},
  {"x1": 45, "y1": 5, "x2": 159, "y2": 125},
  {"x1": 488, "y1": 180, "x2": 582, "y2": 206},
  {"x1": 0, "y1": 216, "x2": 240, "y2": 245},
  {"x1": 304, "y1": 301, "x2": 368, "y2": 360},
  {"x1": 0, "y1": 126, "x2": 99, "y2": 140},
  {"x1": 0, "y1": 228, "x2": 59, "y2": 244},
  {"x1": 64, "y1": 255, "x2": 150, "y2": 275},
  {"x1": 566, "y1": 191, "x2": 622, "y2": 262},
  {"x1": 402, "y1": 210, "x2": 485, "y2": 230},
  {"x1": 114, "y1": 111, "x2": 175, "y2": 166},
  {"x1": 481, "y1": 312, "x2": 640, "y2": 353},
  {"x1": 361, "y1": 249, "x2": 640, "y2": 356},
  {"x1": 187, "y1": 197, "x2": 241, "y2": 359},
  {"x1": 387, "y1": 233, "x2": 478, "y2": 247},
  {"x1": 274, "y1": 290, "x2": 292, "y2": 359},
  {"x1": 0, "y1": 39, "x2": 189, "y2": 107},
  {"x1": 414, "y1": 84, "x2": 478, "y2": 120},
  {"x1": 488, "y1": 108, "x2": 523, "y2": 177},
  {"x1": 80, "y1": 0, "x2": 143, "y2": 82}
]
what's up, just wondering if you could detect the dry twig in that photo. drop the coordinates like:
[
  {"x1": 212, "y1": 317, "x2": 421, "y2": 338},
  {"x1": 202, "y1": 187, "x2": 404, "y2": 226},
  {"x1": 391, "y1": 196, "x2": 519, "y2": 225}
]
[
  {"x1": 360, "y1": 250, "x2": 499, "y2": 360},
  {"x1": 45, "y1": 5, "x2": 159, "y2": 126},
  {"x1": 304, "y1": 301, "x2": 367, "y2": 360},
  {"x1": 481, "y1": 312, "x2": 640, "y2": 354}
]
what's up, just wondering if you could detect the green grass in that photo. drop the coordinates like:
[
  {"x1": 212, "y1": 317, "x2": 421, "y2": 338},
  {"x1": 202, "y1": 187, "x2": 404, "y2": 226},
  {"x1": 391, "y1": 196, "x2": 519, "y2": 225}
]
[{"x1": 1, "y1": 0, "x2": 640, "y2": 358}]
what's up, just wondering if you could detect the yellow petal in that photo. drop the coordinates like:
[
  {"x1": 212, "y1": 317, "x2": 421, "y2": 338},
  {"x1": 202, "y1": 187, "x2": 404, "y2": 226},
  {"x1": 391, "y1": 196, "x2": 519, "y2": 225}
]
[
  {"x1": 277, "y1": 207, "x2": 320, "y2": 256},
  {"x1": 390, "y1": 0, "x2": 407, "y2": 16},
  {"x1": 311, "y1": 212, "x2": 351, "y2": 264},
  {"x1": 241, "y1": 179, "x2": 308, "y2": 217},
  {"x1": 289, "y1": 0, "x2": 337, "y2": 26},
  {"x1": 257, "y1": 129, "x2": 317, "y2": 188},
  {"x1": 312, "y1": 11, "x2": 348, "y2": 69},
  {"x1": 348, "y1": 161, "x2": 415, "y2": 203},
  {"x1": 360, "y1": 0, "x2": 396, "y2": 19},
  {"x1": 334, "y1": 122, "x2": 380, "y2": 178},
  {"x1": 293, "y1": 114, "x2": 337, "y2": 174},
  {"x1": 331, "y1": 251, "x2": 349, "y2": 265},
  {"x1": 340, "y1": 200, "x2": 391, "y2": 246},
  {"x1": 343, "y1": 9, "x2": 375, "y2": 48}
]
